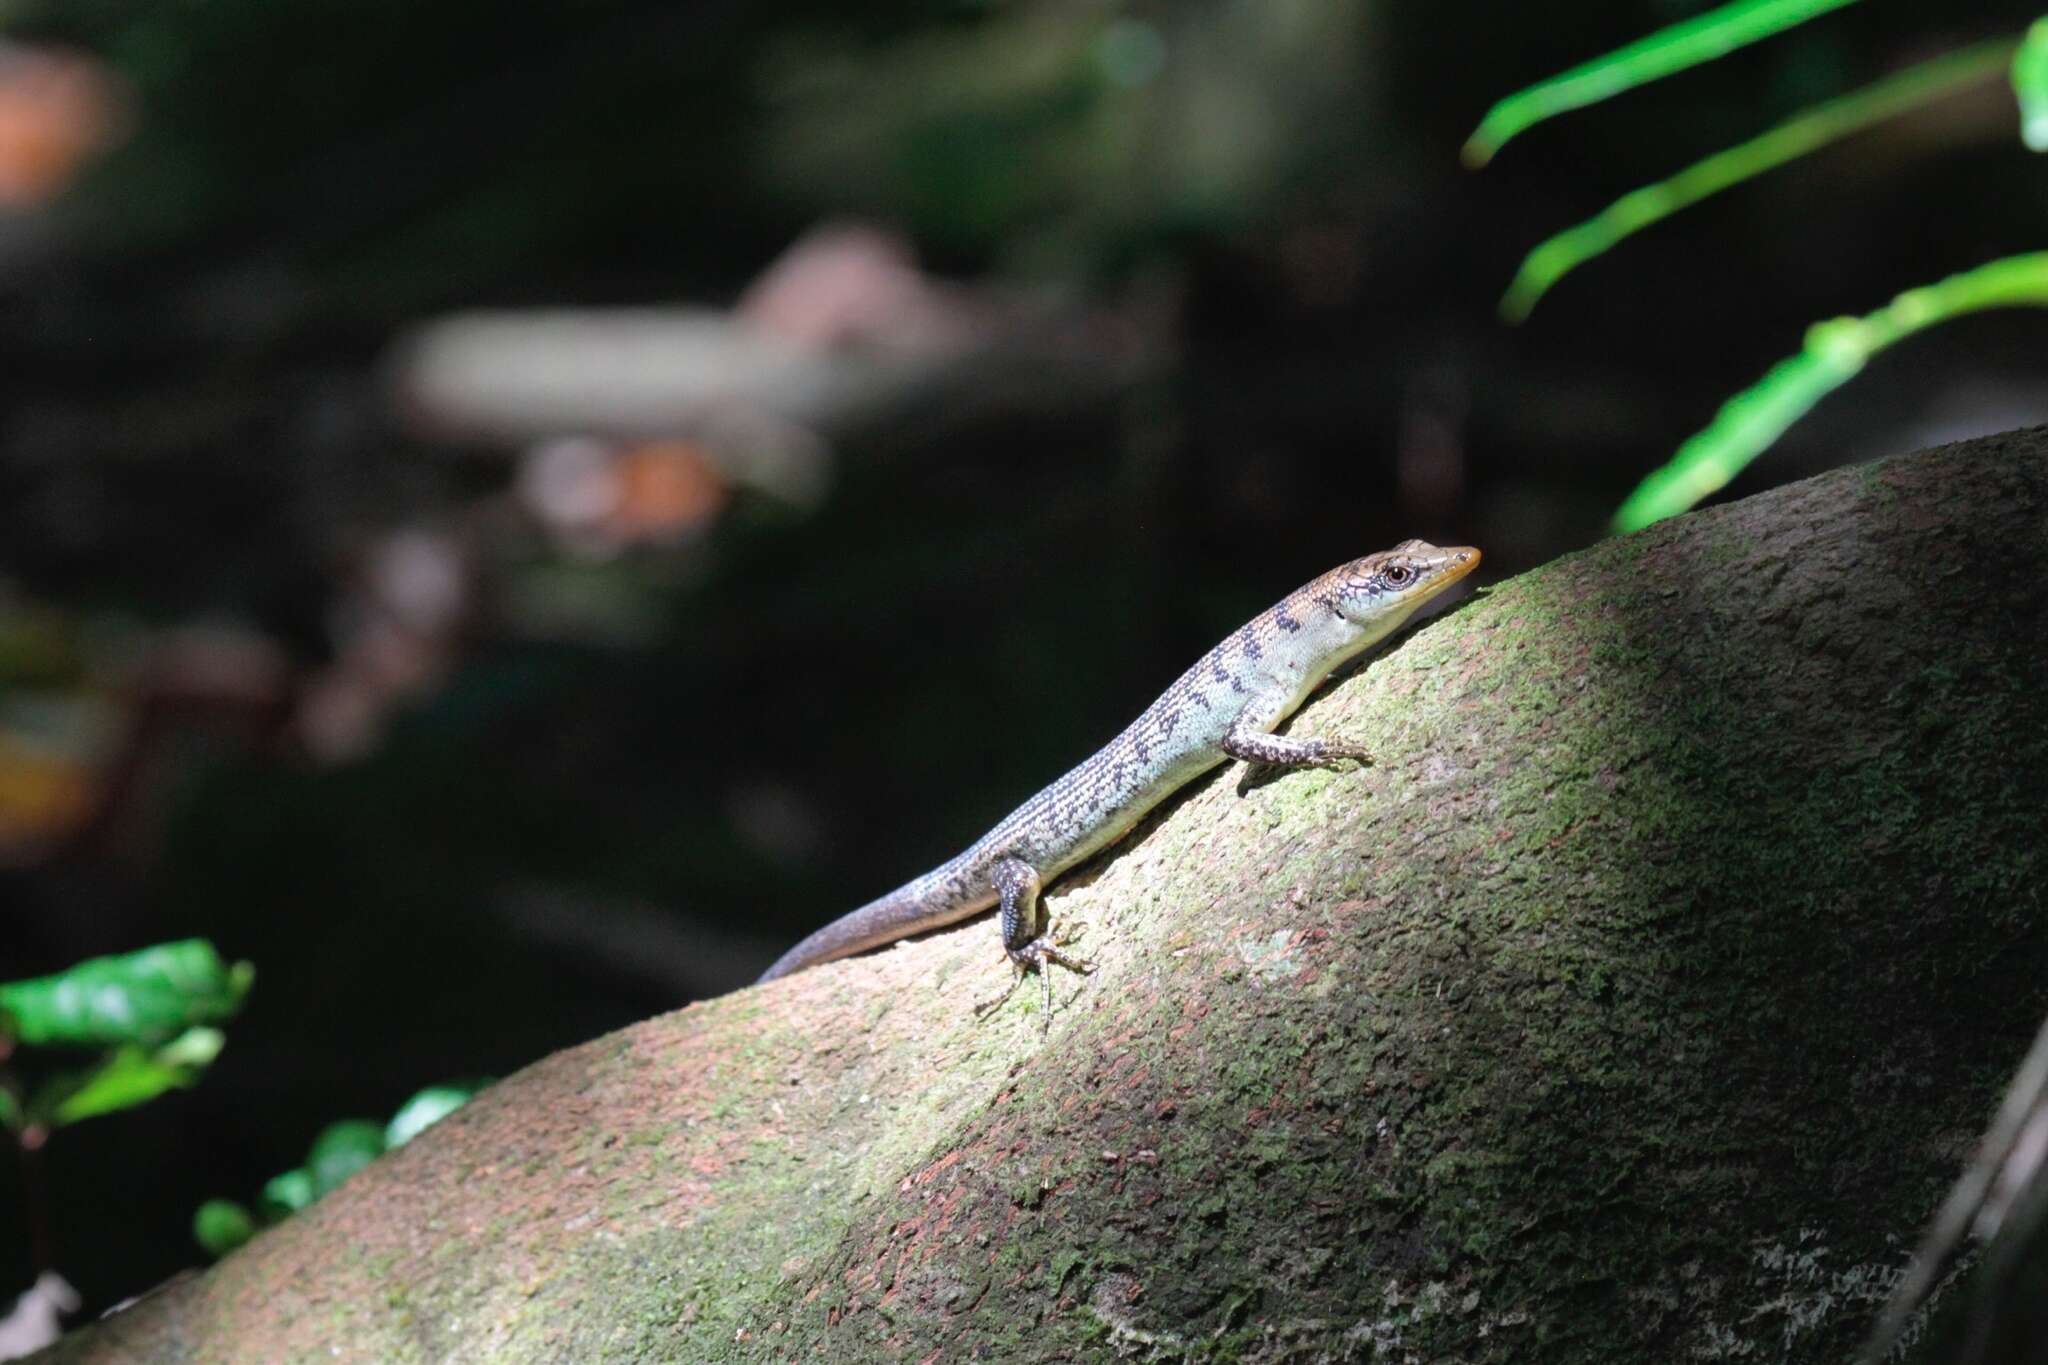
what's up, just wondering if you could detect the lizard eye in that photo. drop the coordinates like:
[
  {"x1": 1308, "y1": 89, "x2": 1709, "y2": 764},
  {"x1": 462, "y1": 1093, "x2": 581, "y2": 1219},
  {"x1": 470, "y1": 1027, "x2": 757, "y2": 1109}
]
[{"x1": 1382, "y1": 563, "x2": 1415, "y2": 588}]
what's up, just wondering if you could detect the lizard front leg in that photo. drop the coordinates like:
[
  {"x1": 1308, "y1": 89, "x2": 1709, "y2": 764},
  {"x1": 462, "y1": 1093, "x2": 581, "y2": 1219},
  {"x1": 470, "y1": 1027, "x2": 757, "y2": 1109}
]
[
  {"x1": 1222, "y1": 715, "x2": 1372, "y2": 768},
  {"x1": 972, "y1": 855, "x2": 1093, "y2": 1024}
]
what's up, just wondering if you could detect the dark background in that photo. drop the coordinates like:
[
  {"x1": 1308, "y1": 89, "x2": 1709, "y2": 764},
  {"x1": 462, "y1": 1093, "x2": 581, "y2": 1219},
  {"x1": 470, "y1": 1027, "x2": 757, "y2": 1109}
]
[{"x1": 0, "y1": 0, "x2": 2042, "y2": 1315}]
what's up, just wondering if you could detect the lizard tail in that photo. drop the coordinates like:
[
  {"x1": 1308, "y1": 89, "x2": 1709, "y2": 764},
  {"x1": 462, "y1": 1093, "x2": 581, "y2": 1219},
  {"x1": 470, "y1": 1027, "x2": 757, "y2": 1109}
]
[{"x1": 755, "y1": 859, "x2": 993, "y2": 983}]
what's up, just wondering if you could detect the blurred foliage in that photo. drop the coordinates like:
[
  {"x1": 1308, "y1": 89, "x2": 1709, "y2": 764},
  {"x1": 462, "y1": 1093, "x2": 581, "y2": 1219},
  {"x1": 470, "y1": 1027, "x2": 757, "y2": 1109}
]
[
  {"x1": 1472, "y1": 4, "x2": 2048, "y2": 528},
  {"x1": 760, "y1": 0, "x2": 1370, "y2": 269},
  {"x1": 1499, "y1": 40, "x2": 2018, "y2": 323},
  {"x1": 258, "y1": 1167, "x2": 315, "y2": 1220},
  {"x1": 303, "y1": 1119, "x2": 385, "y2": 1196},
  {"x1": 383, "y1": 1083, "x2": 477, "y2": 1147},
  {"x1": 0, "y1": 941, "x2": 247, "y2": 1143},
  {"x1": 0, "y1": 942, "x2": 247, "y2": 1299},
  {"x1": 2014, "y1": 16, "x2": 2048, "y2": 147},
  {"x1": 190, "y1": 1198, "x2": 255, "y2": 1260},
  {"x1": 0, "y1": 939, "x2": 250, "y2": 1049},
  {"x1": 43, "y1": 1026, "x2": 224, "y2": 1126},
  {"x1": 1462, "y1": 0, "x2": 1864, "y2": 165},
  {"x1": 195, "y1": 1079, "x2": 490, "y2": 1258},
  {"x1": 1616, "y1": 252, "x2": 2048, "y2": 529}
]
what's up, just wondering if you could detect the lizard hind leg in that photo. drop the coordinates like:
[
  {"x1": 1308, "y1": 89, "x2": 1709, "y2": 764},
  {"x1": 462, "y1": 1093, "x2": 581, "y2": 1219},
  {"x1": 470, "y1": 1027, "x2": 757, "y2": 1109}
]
[{"x1": 972, "y1": 855, "x2": 1094, "y2": 1025}]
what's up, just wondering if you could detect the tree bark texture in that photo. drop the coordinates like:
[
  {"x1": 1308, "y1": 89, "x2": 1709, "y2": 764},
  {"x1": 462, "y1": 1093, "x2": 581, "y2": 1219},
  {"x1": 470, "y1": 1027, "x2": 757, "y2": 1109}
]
[{"x1": 37, "y1": 429, "x2": 2048, "y2": 1363}]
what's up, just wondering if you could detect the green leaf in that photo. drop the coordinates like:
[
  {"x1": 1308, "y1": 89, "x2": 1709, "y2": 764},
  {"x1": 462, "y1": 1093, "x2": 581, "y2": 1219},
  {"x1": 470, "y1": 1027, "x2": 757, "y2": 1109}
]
[
  {"x1": 2013, "y1": 19, "x2": 2048, "y2": 151},
  {"x1": 307, "y1": 1119, "x2": 386, "y2": 1197},
  {"x1": 154, "y1": 1025, "x2": 226, "y2": 1069},
  {"x1": 0, "y1": 1088, "x2": 20, "y2": 1133},
  {"x1": 225, "y1": 1083, "x2": 491, "y2": 1238},
  {"x1": 1613, "y1": 252, "x2": 2048, "y2": 530},
  {"x1": 45, "y1": 1048, "x2": 188, "y2": 1124},
  {"x1": 194, "y1": 1199, "x2": 257, "y2": 1258},
  {"x1": 1463, "y1": 0, "x2": 1863, "y2": 166},
  {"x1": 42, "y1": 1026, "x2": 228, "y2": 1125},
  {"x1": 260, "y1": 1168, "x2": 315, "y2": 1217},
  {"x1": 0, "y1": 940, "x2": 254, "y2": 1048},
  {"x1": 1501, "y1": 40, "x2": 2018, "y2": 321},
  {"x1": 385, "y1": 1081, "x2": 488, "y2": 1148}
]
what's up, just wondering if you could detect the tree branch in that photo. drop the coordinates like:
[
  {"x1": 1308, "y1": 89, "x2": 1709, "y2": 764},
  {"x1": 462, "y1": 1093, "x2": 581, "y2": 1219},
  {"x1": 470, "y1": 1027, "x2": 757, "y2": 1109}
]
[{"x1": 39, "y1": 427, "x2": 2048, "y2": 1363}]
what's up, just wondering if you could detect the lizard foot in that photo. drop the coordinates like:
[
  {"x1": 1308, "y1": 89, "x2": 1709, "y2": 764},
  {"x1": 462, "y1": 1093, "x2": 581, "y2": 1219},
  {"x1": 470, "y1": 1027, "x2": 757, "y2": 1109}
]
[
  {"x1": 972, "y1": 940, "x2": 1095, "y2": 1031},
  {"x1": 1238, "y1": 748, "x2": 1371, "y2": 795}
]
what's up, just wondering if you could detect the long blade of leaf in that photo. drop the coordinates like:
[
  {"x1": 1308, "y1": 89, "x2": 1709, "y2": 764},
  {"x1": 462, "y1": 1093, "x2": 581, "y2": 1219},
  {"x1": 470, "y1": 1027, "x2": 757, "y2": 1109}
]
[
  {"x1": 1462, "y1": 0, "x2": 1864, "y2": 167},
  {"x1": 1502, "y1": 39, "x2": 2019, "y2": 322},
  {"x1": 2013, "y1": 18, "x2": 2048, "y2": 150},
  {"x1": 1613, "y1": 251, "x2": 2048, "y2": 531}
]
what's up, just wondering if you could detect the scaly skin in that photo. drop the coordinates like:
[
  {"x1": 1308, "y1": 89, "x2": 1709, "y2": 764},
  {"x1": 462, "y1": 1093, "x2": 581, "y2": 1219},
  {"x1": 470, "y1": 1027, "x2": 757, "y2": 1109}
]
[{"x1": 758, "y1": 540, "x2": 1481, "y2": 997}]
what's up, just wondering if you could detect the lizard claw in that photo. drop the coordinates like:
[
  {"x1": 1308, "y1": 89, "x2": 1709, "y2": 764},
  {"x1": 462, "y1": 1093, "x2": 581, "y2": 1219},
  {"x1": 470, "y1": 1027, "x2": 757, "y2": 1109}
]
[
  {"x1": 971, "y1": 972, "x2": 1021, "y2": 1020},
  {"x1": 973, "y1": 940, "x2": 1094, "y2": 1030}
]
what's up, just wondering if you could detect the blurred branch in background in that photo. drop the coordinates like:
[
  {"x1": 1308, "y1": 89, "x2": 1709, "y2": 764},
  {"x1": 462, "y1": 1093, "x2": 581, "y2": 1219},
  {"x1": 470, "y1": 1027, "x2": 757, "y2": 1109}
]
[
  {"x1": 390, "y1": 220, "x2": 1163, "y2": 468},
  {"x1": 376, "y1": 216, "x2": 1167, "y2": 720},
  {"x1": 1864, "y1": 1012, "x2": 2048, "y2": 1364}
]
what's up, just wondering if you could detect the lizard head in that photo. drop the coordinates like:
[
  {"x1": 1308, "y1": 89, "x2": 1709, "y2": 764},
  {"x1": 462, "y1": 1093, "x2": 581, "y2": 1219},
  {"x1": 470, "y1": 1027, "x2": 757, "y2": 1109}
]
[{"x1": 1331, "y1": 539, "x2": 1481, "y2": 630}]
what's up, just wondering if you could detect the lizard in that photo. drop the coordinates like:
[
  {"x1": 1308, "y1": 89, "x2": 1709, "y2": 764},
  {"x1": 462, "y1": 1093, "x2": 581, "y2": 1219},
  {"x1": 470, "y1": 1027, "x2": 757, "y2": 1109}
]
[{"x1": 757, "y1": 539, "x2": 1481, "y2": 1012}]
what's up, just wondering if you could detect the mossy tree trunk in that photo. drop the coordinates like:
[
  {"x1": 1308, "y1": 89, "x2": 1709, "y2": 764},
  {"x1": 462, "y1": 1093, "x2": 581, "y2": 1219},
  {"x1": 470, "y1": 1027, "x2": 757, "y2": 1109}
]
[{"x1": 39, "y1": 430, "x2": 2048, "y2": 1363}]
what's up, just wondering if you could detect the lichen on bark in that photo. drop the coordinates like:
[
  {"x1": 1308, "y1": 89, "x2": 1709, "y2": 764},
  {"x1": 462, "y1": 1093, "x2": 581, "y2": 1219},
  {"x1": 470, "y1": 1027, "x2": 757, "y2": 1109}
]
[{"x1": 37, "y1": 428, "x2": 2048, "y2": 1364}]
